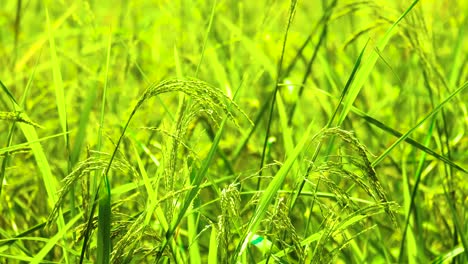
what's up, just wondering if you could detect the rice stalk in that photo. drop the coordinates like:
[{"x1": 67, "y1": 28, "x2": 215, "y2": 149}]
[
  {"x1": 217, "y1": 183, "x2": 242, "y2": 262},
  {"x1": 0, "y1": 111, "x2": 42, "y2": 128}
]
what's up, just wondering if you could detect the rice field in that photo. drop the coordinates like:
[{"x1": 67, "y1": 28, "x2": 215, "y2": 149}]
[{"x1": 0, "y1": 0, "x2": 467, "y2": 263}]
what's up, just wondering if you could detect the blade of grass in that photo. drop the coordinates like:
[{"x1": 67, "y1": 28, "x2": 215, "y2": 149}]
[
  {"x1": 45, "y1": 9, "x2": 75, "y2": 257},
  {"x1": 448, "y1": 16, "x2": 466, "y2": 89},
  {"x1": 131, "y1": 138, "x2": 157, "y2": 200},
  {"x1": 400, "y1": 117, "x2": 436, "y2": 263},
  {"x1": 96, "y1": 28, "x2": 113, "y2": 264},
  {"x1": 97, "y1": 182, "x2": 111, "y2": 264},
  {"x1": 276, "y1": 91, "x2": 294, "y2": 156},
  {"x1": 0, "y1": 80, "x2": 18, "y2": 105},
  {"x1": 0, "y1": 254, "x2": 37, "y2": 263},
  {"x1": 431, "y1": 245, "x2": 465, "y2": 264},
  {"x1": 208, "y1": 224, "x2": 218, "y2": 264},
  {"x1": 195, "y1": 0, "x2": 217, "y2": 77},
  {"x1": 188, "y1": 211, "x2": 201, "y2": 263},
  {"x1": 258, "y1": 0, "x2": 297, "y2": 189}
]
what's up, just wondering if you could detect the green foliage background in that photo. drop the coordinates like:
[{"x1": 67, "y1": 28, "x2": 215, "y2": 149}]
[{"x1": 0, "y1": 0, "x2": 467, "y2": 263}]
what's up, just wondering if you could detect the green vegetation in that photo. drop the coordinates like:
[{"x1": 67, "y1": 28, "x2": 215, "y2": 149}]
[{"x1": 0, "y1": 0, "x2": 467, "y2": 263}]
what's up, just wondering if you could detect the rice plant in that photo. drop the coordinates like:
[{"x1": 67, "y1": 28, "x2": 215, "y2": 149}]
[{"x1": 0, "y1": 0, "x2": 466, "y2": 263}]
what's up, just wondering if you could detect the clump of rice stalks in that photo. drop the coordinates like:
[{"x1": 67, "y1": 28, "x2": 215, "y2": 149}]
[
  {"x1": 49, "y1": 78, "x2": 251, "y2": 262},
  {"x1": 236, "y1": 127, "x2": 398, "y2": 262},
  {"x1": 109, "y1": 211, "x2": 151, "y2": 263},
  {"x1": 217, "y1": 183, "x2": 243, "y2": 262},
  {"x1": 152, "y1": 100, "x2": 208, "y2": 224},
  {"x1": 263, "y1": 196, "x2": 305, "y2": 262},
  {"x1": 134, "y1": 78, "x2": 251, "y2": 234},
  {"x1": 314, "y1": 128, "x2": 397, "y2": 223},
  {"x1": 302, "y1": 128, "x2": 399, "y2": 261}
]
